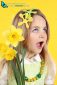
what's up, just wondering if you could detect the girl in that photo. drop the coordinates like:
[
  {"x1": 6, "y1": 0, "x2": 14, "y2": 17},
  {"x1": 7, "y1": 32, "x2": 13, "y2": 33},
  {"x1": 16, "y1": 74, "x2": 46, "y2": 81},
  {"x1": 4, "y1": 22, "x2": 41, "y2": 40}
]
[{"x1": 0, "y1": 9, "x2": 56, "y2": 85}]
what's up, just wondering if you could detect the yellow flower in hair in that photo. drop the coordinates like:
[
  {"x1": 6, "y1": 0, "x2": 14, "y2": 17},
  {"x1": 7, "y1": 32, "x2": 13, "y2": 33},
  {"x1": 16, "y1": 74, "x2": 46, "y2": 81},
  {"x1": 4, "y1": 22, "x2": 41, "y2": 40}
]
[
  {"x1": 18, "y1": 13, "x2": 33, "y2": 29},
  {"x1": 4, "y1": 47, "x2": 17, "y2": 60},
  {"x1": 25, "y1": 13, "x2": 33, "y2": 20},
  {"x1": 4, "y1": 25, "x2": 24, "y2": 47},
  {"x1": 24, "y1": 9, "x2": 37, "y2": 15},
  {"x1": 24, "y1": 9, "x2": 37, "y2": 19}
]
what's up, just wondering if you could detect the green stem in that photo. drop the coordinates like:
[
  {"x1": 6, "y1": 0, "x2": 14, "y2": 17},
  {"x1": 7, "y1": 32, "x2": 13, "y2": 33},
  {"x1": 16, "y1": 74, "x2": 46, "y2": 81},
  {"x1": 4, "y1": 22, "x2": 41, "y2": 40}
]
[
  {"x1": 10, "y1": 60, "x2": 22, "y2": 85},
  {"x1": 16, "y1": 53, "x2": 23, "y2": 85},
  {"x1": 21, "y1": 47, "x2": 26, "y2": 85}
]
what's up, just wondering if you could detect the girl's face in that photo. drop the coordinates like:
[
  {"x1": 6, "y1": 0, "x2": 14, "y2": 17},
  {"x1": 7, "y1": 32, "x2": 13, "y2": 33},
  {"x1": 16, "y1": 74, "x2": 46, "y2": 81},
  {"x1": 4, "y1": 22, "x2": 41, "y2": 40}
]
[{"x1": 27, "y1": 15, "x2": 47, "y2": 54}]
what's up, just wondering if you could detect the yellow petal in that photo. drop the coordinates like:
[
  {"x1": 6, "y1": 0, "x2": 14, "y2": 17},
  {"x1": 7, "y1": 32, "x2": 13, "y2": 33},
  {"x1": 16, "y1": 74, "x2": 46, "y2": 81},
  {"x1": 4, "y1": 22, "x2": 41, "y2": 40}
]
[
  {"x1": 24, "y1": 19, "x2": 28, "y2": 23},
  {"x1": 19, "y1": 14, "x2": 24, "y2": 19},
  {"x1": 29, "y1": 17, "x2": 33, "y2": 22},
  {"x1": 10, "y1": 41, "x2": 18, "y2": 47},
  {"x1": 18, "y1": 22, "x2": 24, "y2": 26},
  {"x1": 0, "y1": 52, "x2": 4, "y2": 60},
  {"x1": 0, "y1": 43, "x2": 9, "y2": 53},
  {"x1": 4, "y1": 48, "x2": 17, "y2": 60},
  {"x1": 26, "y1": 23, "x2": 29, "y2": 29},
  {"x1": 17, "y1": 28, "x2": 23, "y2": 36},
  {"x1": 19, "y1": 36, "x2": 24, "y2": 41},
  {"x1": 25, "y1": 13, "x2": 29, "y2": 19}
]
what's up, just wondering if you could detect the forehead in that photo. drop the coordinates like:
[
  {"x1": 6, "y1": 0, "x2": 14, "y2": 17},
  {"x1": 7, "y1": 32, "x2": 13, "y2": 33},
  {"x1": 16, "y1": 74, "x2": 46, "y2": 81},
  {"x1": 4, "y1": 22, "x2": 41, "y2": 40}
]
[{"x1": 31, "y1": 15, "x2": 46, "y2": 28}]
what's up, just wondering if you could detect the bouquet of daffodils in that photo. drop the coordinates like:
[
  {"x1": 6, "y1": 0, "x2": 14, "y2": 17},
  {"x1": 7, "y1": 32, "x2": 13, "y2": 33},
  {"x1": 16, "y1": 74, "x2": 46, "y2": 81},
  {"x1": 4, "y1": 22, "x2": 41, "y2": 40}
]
[{"x1": 0, "y1": 25, "x2": 26, "y2": 85}]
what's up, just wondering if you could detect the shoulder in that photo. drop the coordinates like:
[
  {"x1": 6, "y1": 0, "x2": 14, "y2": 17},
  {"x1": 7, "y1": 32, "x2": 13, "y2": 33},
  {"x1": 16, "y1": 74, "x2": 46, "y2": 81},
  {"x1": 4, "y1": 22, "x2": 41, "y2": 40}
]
[
  {"x1": 0, "y1": 61, "x2": 8, "y2": 85},
  {"x1": 0, "y1": 59, "x2": 8, "y2": 77}
]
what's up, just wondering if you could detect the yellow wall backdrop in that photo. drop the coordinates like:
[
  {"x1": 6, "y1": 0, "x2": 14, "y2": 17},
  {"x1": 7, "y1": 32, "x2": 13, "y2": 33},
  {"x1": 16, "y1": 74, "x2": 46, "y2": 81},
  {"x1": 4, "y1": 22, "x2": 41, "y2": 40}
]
[{"x1": 0, "y1": 0, "x2": 57, "y2": 84}]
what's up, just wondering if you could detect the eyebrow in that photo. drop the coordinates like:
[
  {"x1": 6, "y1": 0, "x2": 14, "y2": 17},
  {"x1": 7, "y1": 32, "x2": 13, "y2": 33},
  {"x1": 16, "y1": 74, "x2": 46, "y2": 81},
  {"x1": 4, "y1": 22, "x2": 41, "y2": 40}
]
[{"x1": 33, "y1": 26, "x2": 47, "y2": 29}]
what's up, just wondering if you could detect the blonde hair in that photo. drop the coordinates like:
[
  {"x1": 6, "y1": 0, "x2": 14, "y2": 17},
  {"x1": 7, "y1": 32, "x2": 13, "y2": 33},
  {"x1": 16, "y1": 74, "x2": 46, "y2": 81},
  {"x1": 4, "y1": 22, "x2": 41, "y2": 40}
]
[
  {"x1": 12, "y1": 9, "x2": 56, "y2": 81},
  {"x1": 12, "y1": 9, "x2": 49, "y2": 59}
]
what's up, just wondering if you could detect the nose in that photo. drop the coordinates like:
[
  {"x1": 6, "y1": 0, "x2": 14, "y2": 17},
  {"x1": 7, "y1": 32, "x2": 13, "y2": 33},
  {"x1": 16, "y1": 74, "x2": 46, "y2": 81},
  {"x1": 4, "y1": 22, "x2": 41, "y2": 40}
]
[{"x1": 39, "y1": 32, "x2": 44, "y2": 38}]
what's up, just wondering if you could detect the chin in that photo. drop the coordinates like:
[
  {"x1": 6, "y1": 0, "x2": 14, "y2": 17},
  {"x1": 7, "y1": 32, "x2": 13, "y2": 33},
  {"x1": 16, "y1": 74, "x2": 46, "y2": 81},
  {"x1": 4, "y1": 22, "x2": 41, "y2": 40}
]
[{"x1": 34, "y1": 49, "x2": 42, "y2": 54}]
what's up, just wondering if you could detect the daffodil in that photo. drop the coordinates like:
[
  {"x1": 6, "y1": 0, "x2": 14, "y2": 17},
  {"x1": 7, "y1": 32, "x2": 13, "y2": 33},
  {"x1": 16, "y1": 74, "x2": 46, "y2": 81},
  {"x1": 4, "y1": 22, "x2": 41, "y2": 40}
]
[
  {"x1": 0, "y1": 43, "x2": 8, "y2": 54},
  {"x1": 18, "y1": 13, "x2": 33, "y2": 29},
  {"x1": 5, "y1": 25, "x2": 24, "y2": 47},
  {"x1": 4, "y1": 47, "x2": 17, "y2": 60},
  {"x1": 0, "y1": 52, "x2": 4, "y2": 60},
  {"x1": 23, "y1": 9, "x2": 37, "y2": 20},
  {"x1": 25, "y1": 13, "x2": 33, "y2": 21},
  {"x1": 0, "y1": 42, "x2": 9, "y2": 59},
  {"x1": 24, "y1": 9, "x2": 37, "y2": 15}
]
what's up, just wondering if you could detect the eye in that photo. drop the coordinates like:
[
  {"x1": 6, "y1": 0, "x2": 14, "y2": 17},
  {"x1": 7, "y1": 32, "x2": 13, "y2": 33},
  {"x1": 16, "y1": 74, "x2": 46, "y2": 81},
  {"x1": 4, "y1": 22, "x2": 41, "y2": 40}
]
[
  {"x1": 43, "y1": 28, "x2": 47, "y2": 33},
  {"x1": 32, "y1": 28, "x2": 39, "y2": 32}
]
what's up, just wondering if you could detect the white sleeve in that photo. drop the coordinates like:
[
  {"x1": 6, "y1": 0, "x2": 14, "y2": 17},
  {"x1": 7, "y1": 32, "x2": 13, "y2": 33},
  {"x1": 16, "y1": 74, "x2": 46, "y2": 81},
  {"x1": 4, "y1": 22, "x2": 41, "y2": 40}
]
[
  {"x1": 0, "y1": 63, "x2": 8, "y2": 85},
  {"x1": 45, "y1": 75, "x2": 54, "y2": 84},
  {"x1": 45, "y1": 63, "x2": 56, "y2": 85}
]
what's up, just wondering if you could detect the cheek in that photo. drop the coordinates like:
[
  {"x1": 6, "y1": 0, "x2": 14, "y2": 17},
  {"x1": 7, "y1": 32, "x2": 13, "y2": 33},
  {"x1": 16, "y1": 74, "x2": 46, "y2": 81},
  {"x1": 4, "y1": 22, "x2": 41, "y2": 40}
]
[
  {"x1": 45, "y1": 34, "x2": 47, "y2": 40},
  {"x1": 27, "y1": 34, "x2": 36, "y2": 48},
  {"x1": 44, "y1": 34, "x2": 47, "y2": 43},
  {"x1": 28, "y1": 34, "x2": 37, "y2": 44}
]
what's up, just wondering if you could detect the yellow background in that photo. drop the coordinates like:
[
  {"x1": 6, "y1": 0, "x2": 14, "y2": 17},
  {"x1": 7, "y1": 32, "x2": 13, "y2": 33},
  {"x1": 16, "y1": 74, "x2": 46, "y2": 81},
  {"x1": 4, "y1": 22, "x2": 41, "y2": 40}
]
[{"x1": 0, "y1": 0, "x2": 57, "y2": 84}]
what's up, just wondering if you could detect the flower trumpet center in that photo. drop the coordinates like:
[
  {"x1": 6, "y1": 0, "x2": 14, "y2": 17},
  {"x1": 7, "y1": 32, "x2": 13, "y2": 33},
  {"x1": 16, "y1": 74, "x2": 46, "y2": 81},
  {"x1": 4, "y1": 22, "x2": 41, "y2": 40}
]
[{"x1": 12, "y1": 34, "x2": 16, "y2": 39}]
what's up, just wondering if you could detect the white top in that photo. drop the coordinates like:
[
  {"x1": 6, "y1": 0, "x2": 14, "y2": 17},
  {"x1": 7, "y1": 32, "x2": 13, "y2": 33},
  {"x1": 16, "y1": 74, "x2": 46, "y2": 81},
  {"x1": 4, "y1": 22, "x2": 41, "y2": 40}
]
[{"x1": 0, "y1": 54, "x2": 56, "y2": 85}]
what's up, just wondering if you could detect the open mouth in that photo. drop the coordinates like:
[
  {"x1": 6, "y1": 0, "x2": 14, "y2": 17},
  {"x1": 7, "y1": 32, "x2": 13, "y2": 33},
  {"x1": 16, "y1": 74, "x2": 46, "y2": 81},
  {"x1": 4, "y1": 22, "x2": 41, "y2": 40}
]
[
  {"x1": 39, "y1": 41, "x2": 44, "y2": 47},
  {"x1": 36, "y1": 41, "x2": 44, "y2": 48}
]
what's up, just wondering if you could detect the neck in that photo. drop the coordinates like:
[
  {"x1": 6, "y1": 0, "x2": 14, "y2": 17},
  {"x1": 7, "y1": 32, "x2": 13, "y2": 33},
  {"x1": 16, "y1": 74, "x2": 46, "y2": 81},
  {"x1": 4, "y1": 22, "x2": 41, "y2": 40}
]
[{"x1": 26, "y1": 50, "x2": 36, "y2": 59}]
